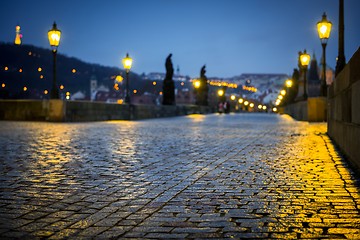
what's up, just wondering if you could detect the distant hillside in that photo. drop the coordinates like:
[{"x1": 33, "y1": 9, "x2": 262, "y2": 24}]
[{"x1": 0, "y1": 42, "x2": 142, "y2": 99}]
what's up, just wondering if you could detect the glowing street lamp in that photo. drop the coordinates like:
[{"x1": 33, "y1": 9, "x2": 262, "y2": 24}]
[
  {"x1": 317, "y1": 12, "x2": 332, "y2": 97},
  {"x1": 285, "y1": 79, "x2": 293, "y2": 88},
  {"x1": 48, "y1": 22, "x2": 61, "y2": 99},
  {"x1": 193, "y1": 79, "x2": 201, "y2": 89},
  {"x1": 300, "y1": 50, "x2": 310, "y2": 100},
  {"x1": 217, "y1": 89, "x2": 224, "y2": 97},
  {"x1": 280, "y1": 90, "x2": 286, "y2": 96},
  {"x1": 122, "y1": 53, "x2": 133, "y2": 104}
]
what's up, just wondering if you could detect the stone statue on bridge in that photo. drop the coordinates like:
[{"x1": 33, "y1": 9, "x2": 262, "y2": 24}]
[
  {"x1": 200, "y1": 65, "x2": 206, "y2": 79},
  {"x1": 162, "y1": 54, "x2": 175, "y2": 105},
  {"x1": 195, "y1": 65, "x2": 209, "y2": 106}
]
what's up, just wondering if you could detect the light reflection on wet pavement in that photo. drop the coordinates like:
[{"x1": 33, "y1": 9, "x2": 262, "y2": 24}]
[{"x1": 0, "y1": 113, "x2": 359, "y2": 239}]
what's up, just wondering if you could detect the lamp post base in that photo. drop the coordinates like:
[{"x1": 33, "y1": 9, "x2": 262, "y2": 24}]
[
  {"x1": 50, "y1": 88, "x2": 59, "y2": 99},
  {"x1": 321, "y1": 43, "x2": 327, "y2": 97},
  {"x1": 51, "y1": 49, "x2": 59, "y2": 99},
  {"x1": 125, "y1": 95, "x2": 130, "y2": 104}
]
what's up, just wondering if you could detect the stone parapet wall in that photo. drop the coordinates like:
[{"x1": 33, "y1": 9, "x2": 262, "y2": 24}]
[
  {"x1": 0, "y1": 100, "x2": 48, "y2": 121},
  {"x1": 282, "y1": 97, "x2": 326, "y2": 122},
  {"x1": 328, "y1": 47, "x2": 360, "y2": 172},
  {"x1": 0, "y1": 100, "x2": 214, "y2": 122}
]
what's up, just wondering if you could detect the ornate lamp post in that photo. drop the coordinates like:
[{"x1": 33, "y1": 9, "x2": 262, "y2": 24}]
[
  {"x1": 122, "y1": 53, "x2": 133, "y2": 104},
  {"x1": 48, "y1": 22, "x2": 61, "y2": 99},
  {"x1": 317, "y1": 12, "x2": 332, "y2": 96},
  {"x1": 193, "y1": 79, "x2": 201, "y2": 105},
  {"x1": 300, "y1": 50, "x2": 310, "y2": 100}
]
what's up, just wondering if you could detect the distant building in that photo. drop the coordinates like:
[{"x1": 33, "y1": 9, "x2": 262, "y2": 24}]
[
  {"x1": 92, "y1": 84, "x2": 110, "y2": 101},
  {"x1": 71, "y1": 91, "x2": 86, "y2": 100},
  {"x1": 176, "y1": 88, "x2": 194, "y2": 104},
  {"x1": 14, "y1": 25, "x2": 22, "y2": 45},
  {"x1": 142, "y1": 72, "x2": 190, "y2": 82},
  {"x1": 90, "y1": 75, "x2": 98, "y2": 101},
  {"x1": 132, "y1": 93, "x2": 157, "y2": 105},
  {"x1": 227, "y1": 73, "x2": 289, "y2": 104}
]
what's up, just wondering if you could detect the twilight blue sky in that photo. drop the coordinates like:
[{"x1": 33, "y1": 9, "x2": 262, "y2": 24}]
[{"x1": 1, "y1": 0, "x2": 359, "y2": 78}]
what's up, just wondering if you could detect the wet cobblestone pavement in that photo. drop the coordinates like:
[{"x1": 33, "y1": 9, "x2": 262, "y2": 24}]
[{"x1": 0, "y1": 113, "x2": 359, "y2": 239}]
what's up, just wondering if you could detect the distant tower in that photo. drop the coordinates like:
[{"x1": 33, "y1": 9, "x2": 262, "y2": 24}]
[
  {"x1": 308, "y1": 53, "x2": 321, "y2": 97},
  {"x1": 177, "y1": 65, "x2": 180, "y2": 75},
  {"x1": 90, "y1": 75, "x2": 98, "y2": 101},
  {"x1": 14, "y1": 25, "x2": 22, "y2": 45}
]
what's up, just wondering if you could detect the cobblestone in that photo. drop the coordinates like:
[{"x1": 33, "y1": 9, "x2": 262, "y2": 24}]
[{"x1": 0, "y1": 113, "x2": 359, "y2": 239}]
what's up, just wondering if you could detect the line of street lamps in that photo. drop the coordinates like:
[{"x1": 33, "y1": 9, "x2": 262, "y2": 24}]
[
  {"x1": 47, "y1": 22, "x2": 133, "y2": 102},
  {"x1": 299, "y1": 12, "x2": 332, "y2": 101},
  {"x1": 46, "y1": 13, "x2": 331, "y2": 103}
]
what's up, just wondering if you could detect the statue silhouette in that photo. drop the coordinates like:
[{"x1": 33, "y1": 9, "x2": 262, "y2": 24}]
[
  {"x1": 200, "y1": 65, "x2": 206, "y2": 79},
  {"x1": 195, "y1": 65, "x2": 209, "y2": 106},
  {"x1": 165, "y1": 54, "x2": 174, "y2": 78},
  {"x1": 162, "y1": 54, "x2": 175, "y2": 105}
]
